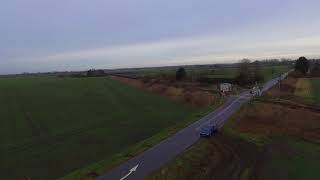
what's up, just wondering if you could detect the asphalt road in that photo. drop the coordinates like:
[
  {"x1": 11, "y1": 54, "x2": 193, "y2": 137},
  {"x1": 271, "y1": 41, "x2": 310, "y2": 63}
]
[{"x1": 97, "y1": 75, "x2": 287, "y2": 180}]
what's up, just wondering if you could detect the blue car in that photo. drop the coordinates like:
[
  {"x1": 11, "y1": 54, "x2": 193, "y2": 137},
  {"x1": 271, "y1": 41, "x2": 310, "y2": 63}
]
[{"x1": 200, "y1": 124, "x2": 218, "y2": 137}]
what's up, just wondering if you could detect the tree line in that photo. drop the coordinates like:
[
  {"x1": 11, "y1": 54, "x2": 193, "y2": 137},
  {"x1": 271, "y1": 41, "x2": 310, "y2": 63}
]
[{"x1": 175, "y1": 56, "x2": 320, "y2": 85}]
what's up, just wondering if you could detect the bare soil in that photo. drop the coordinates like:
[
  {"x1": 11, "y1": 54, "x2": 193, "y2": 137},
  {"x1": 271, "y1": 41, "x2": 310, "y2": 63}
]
[
  {"x1": 152, "y1": 133, "x2": 259, "y2": 180},
  {"x1": 235, "y1": 101, "x2": 320, "y2": 143}
]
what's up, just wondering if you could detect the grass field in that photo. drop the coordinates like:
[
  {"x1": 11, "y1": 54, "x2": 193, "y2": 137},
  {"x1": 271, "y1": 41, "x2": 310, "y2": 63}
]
[
  {"x1": 259, "y1": 139, "x2": 320, "y2": 180},
  {"x1": 124, "y1": 65, "x2": 290, "y2": 82},
  {"x1": 294, "y1": 78, "x2": 320, "y2": 105},
  {"x1": 0, "y1": 76, "x2": 201, "y2": 180},
  {"x1": 204, "y1": 65, "x2": 290, "y2": 82},
  {"x1": 310, "y1": 78, "x2": 320, "y2": 105}
]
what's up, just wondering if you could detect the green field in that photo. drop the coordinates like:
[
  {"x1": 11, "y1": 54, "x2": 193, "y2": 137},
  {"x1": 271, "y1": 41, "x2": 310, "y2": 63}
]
[
  {"x1": 294, "y1": 78, "x2": 320, "y2": 105},
  {"x1": 198, "y1": 65, "x2": 290, "y2": 84},
  {"x1": 0, "y1": 76, "x2": 199, "y2": 180},
  {"x1": 260, "y1": 139, "x2": 320, "y2": 180},
  {"x1": 310, "y1": 78, "x2": 320, "y2": 105},
  {"x1": 122, "y1": 65, "x2": 290, "y2": 81}
]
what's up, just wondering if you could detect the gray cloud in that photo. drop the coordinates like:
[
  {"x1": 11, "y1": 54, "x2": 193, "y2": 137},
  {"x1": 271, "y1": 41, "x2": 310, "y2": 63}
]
[{"x1": 1, "y1": 0, "x2": 320, "y2": 74}]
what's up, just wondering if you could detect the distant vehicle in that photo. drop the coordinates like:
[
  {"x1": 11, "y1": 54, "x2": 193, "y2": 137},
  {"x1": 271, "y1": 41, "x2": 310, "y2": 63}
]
[
  {"x1": 250, "y1": 86, "x2": 262, "y2": 96},
  {"x1": 200, "y1": 124, "x2": 218, "y2": 137},
  {"x1": 250, "y1": 86, "x2": 258, "y2": 94}
]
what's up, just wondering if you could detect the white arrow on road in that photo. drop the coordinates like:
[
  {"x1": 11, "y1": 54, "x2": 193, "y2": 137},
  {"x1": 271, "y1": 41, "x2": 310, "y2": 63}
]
[{"x1": 120, "y1": 164, "x2": 139, "y2": 180}]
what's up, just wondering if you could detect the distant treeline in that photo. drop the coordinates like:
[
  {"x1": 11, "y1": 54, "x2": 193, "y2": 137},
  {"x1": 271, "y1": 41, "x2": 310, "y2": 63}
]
[{"x1": 1, "y1": 58, "x2": 319, "y2": 78}]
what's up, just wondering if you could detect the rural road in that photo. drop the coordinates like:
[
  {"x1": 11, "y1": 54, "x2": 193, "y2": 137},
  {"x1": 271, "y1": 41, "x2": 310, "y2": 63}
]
[{"x1": 97, "y1": 74, "x2": 288, "y2": 180}]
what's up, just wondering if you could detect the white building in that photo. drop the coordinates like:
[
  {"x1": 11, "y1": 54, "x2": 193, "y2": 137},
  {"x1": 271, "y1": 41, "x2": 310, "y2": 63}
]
[{"x1": 219, "y1": 83, "x2": 232, "y2": 92}]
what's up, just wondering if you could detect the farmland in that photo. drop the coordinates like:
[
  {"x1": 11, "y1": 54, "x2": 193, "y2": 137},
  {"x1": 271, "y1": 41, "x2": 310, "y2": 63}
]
[
  {"x1": 108, "y1": 65, "x2": 290, "y2": 107},
  {"x1": 149, "y1": 73, "x2": 320, "y2": 180},
  {"x1": 0, "y1": 76, "x2": 201, "y2": 180},
  {"x1": 0, "y1": 64, "x2": 292, "y2": 179},
  {"x1": 295, "y1": 78, "x2": 320, "y2": 105},
  {"x1": 205, "y1": 65, "x2": 290, "y2": 81},
  {"x1": 311, "y1": 78, "x2": 320, "y2": 105},
  {"x1": 122, "y1": 65, "x2": 290, "y2": 82}
]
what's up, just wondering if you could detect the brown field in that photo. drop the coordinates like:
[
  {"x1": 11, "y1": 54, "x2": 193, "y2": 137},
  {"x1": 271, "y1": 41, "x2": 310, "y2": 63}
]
[
  {"x1": 263, "y1": 74, "x2": 320, "y2": 107},
  {"x1": 151, "y1": 133, "x2": 259, "y2": 180},
  {"x1": 234, "y1": 101, "x2": 320, "y2": 143},
  {"x1": 110, "y1": 76, "x2": 217, "y2": 107},
  {"x1": 236, "y1": 73, "x2": 320, "y2": 143}
]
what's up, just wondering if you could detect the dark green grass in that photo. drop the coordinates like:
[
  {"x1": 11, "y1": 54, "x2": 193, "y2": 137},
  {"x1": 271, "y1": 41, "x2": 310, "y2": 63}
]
[
  {"x1": 204, "y1": 65, "x2": 290, "y2": 82},
  {"x1": 310, "y1": 78, "x2": 320, "y2": 105},
  {"x1": 61, "y1": 99, "x2": 223, "y2": 180},
  {"x1": 260, "y1": 139, "x2": 320, "y2": 180},
  {"x1": 127, "y1": 65, "x2": 290, "y2": 81},
  {"x1": 260, "y1": 65, "x2": 290, "y2": 81},
  {"x1": 0, "y1": 76, "x2": 199, "y2": 180}
]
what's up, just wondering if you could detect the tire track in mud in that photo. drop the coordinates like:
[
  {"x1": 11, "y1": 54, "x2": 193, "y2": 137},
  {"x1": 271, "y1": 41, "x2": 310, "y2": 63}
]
[
  {"x1": 203, "y1": 135, "x2": 244, "y2": 180},
  {"x1": 153, "y1": 134, "x2": 259, "y2": 180},
  {"x1": 13, "y1": 90, "x2": 49, "y2": 137}
]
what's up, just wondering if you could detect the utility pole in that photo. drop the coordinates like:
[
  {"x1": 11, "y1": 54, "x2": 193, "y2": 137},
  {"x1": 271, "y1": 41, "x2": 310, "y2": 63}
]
[
  {"x1": 272, "y1": 63, "x2": 275, "y2": 78},
  {"x1": 278, "y1": 74, "x2": 281, "y2": 100},
  {"x1": 278, "y1": 74, "x2": 281, "y2": 90}
]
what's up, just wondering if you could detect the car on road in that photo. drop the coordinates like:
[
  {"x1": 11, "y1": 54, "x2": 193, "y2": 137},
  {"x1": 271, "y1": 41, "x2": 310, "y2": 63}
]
[
  {"x1": 200, "y1": 124, "x2": 218, "y2": 137},
  {"x1": 250, "y1": 86, "x2": 262, "y2": 96},
  {"x1": 250, "y1": 86, "x2": 258, "y2": 94}
]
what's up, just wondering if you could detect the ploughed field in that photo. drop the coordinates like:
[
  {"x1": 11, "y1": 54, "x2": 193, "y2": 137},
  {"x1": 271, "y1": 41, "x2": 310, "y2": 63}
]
[{"x1": 0, "y1": 76, "x2": 197, "y2": 180}]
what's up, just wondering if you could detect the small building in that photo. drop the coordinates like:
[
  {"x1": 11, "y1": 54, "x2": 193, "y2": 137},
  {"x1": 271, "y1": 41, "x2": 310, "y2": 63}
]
[{"x1": 219, "y1": 83, "x2": 232, "y2": 92}]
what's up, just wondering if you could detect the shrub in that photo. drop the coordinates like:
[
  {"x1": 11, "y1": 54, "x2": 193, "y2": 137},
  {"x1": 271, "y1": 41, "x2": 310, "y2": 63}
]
[
  {"x1": 310, "y1": 63, "x2": 320, "y2": 77},
  {"x1": 176, "y1": 67, "x2": 187, "y2": 81},
  {"x1": 295, "y1": 56, "x2": 309, "y2": 75}
]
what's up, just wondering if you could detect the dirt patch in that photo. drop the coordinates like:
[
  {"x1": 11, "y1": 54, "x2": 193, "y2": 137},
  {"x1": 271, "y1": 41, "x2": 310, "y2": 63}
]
[
  {"x1": 234, "y1": 102, "x2": 320, "y2": 143},
  {"x1": 152, "y1": 133, "x2": 259, "y2": 180},
  {"x1": 184, "y1": 91, "x2": 215, "y2": 107},
  {"x1": 110, "y1": 76, "x2": 216, "y2": 107},
  {"x1": 86, "y1": 171, "x2": 99, "y2": 178}
]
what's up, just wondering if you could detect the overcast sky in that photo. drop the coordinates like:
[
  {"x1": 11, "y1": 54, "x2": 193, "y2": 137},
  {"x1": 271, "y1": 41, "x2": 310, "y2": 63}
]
[{"x1": 1, "y1": 0, "x2": 320, "y2": 74}]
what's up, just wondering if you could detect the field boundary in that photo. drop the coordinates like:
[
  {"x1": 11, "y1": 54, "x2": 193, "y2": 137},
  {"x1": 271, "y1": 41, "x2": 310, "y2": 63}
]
[{"x1": 255, "y1": 99, "x2": 320, "y2": 112}]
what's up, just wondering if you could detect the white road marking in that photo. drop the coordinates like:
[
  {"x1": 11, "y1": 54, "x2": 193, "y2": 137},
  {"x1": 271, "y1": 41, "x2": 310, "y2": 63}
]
[{"x1": 120, "y1": 164, "x2": 139, "y2": 180}]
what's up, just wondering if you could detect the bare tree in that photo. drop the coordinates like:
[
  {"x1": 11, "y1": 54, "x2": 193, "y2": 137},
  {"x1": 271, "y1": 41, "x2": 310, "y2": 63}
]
[
  {"x1": 236, "y1": 59, "x2": 252, "y2": 85},
  {"x1": 253, "y1": 60, "x2": 264, "y2": 82}
]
